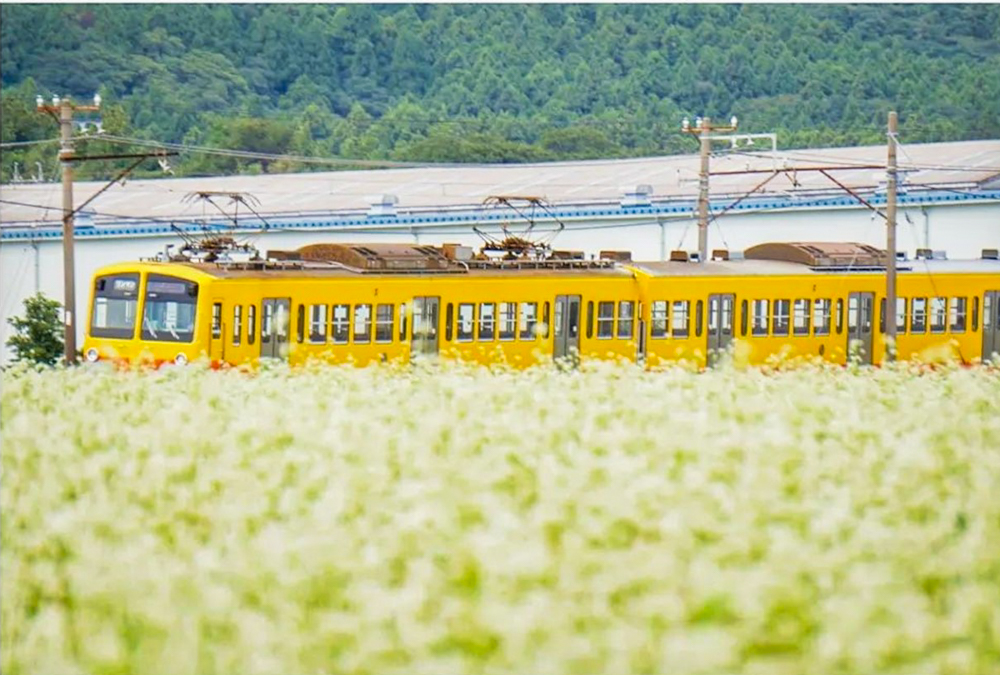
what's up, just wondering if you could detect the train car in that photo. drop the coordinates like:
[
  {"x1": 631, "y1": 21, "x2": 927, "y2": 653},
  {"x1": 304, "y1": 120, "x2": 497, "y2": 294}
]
[
  {"x1": 81, "y1": 241, "x2": 1000, "y2": 368},
  {"x1": 633, "y1": 242, "x2": 1000, "y2": 368}
]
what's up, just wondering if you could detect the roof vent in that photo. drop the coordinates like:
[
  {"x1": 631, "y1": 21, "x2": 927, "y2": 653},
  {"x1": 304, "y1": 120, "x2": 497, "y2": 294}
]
[
  {"x1": 670, "y1": 250, "x2": 689, "y2": 262},
  {"x1": 711, "y1": 249, "x2": 729, "y2": 261},
  {"x1": 688, "y1": 251, "x2": 702, "y2": 263},
  {"x1": 600, "y1": 250, "x2": 632, "y2": 262},
  {"x1": 745, "y1": 242, "x2": 887, "y2": 267},
  {"x1": 441, "y1": 243, "x2": 473, "y2": 261},
  {"x1": 915, "y1": 248, "x2": 932, "y2": 260},
  {"x1": 367, "y1": 193, "x2": 398, "y2": 217},
  {"x1": 982, "y1": 248, "x2": 999, "y2": 260},
  {"x1": 620, "y1": 184, "x2": 653, "y2": 208},
  {"x1": 932, "y1": 250, "x2": 948, "y2": 260},
  {"x1": 896, "y1": 251, "x2": 908, "y2": 262}
]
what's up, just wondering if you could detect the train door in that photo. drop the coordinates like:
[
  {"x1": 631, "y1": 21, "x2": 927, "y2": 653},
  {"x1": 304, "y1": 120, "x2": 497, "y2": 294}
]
[
  {"x1": 209, "y1": 299, "x2": 225, "y2": 363},
  {"x1": 411, "y1": 296, "x2": 440, "y2": 357},
  {"x1": 984, "y1": 290, "x2": 1000, "y2": 362},
  {"x1": 846, "y1": 292, "x2": 874, "y2": 364},
  {"x1": 260, "y1": 297, "x2": 291, "y2": 360},
  {"x1": 706, "y1": 293, "x2": 735, "y2": 366},
  {"x1": 553, "y1": 295, "x2": 581, "y2": 361}
]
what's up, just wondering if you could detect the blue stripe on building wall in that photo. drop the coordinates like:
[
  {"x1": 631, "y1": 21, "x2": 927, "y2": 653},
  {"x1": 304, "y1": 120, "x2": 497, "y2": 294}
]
[{"x1": 3, "y1": 189, "x2": 998, "y2": 242}]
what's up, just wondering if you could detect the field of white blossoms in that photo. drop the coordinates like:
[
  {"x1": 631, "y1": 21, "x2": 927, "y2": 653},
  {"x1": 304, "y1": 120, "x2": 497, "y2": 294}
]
[{"x1": 3, "y1": 359, "x2": 1000, "y2": 675}]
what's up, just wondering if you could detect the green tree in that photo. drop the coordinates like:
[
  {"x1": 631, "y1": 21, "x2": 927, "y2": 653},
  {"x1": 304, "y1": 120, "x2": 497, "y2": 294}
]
[{"x1": 6, "y1": 293, "x2": 64, "y2": 366}]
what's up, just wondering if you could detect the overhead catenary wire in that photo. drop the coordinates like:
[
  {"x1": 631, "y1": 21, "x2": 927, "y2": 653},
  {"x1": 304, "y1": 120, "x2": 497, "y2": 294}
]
[{"x1": 0, "y1": 138, "x2": 63, "y2": 148}]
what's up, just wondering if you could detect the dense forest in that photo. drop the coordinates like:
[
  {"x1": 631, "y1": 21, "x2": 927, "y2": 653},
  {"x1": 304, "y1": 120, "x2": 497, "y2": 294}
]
[{"x1": 2, "y1": 4, "x2": 999, "y2": 182}]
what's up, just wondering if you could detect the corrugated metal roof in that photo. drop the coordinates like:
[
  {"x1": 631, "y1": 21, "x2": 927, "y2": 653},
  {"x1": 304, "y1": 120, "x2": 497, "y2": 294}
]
[{"x1": 2, "y1": 139, "x2": 997, "y2": 226}]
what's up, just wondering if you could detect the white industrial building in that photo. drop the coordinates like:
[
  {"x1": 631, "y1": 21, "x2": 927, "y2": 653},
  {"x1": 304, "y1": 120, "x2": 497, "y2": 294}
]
[{"x1": 2, "y1": 139, "x2": 998, "y2": 362}]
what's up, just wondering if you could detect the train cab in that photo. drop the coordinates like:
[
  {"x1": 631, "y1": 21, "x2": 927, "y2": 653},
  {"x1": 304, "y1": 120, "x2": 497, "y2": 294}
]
[{"x1": 83, "y1": 263, "x2": 217, "y2": 366}]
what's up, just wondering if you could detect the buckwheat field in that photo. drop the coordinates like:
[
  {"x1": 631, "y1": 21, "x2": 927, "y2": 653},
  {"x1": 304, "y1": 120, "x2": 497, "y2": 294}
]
[{"x1": 3, "y1": 360, "x2": 1000, "y2": 675}]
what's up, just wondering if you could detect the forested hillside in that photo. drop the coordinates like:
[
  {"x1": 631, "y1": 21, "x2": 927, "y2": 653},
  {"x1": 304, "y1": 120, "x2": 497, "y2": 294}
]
[{"x1": 2, "y1": 4, "x2": 999, "y2": 181}]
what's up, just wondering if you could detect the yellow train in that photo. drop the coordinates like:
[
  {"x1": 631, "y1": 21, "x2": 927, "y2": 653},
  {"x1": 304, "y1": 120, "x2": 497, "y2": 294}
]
[{"x1": 82, "y1": 241, "x2": 1000, "y2": 368}]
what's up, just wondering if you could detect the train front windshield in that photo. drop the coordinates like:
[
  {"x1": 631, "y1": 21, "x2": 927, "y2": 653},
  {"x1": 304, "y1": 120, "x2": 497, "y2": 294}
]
[
  {"x1": 91, "y1": 273, "x2": 139, "y2": 339},
  {"x1": 140, "y1": 274, "x2": 199, "y2": 343}
]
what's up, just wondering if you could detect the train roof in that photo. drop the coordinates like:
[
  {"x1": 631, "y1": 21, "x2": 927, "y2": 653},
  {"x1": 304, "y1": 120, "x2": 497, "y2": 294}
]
[
  {"x1": 630, "y1": 258, "x2": 1000, "y2": 277},
  {"x1": 177, "y1": 262, "x2": 634, "y2": 279},
  {"x1": 113, "y1": 240, "x2": 998, "y2": 280}
]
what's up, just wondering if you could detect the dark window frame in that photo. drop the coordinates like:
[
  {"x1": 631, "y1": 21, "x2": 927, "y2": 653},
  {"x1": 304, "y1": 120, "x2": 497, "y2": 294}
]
[
  {"x1": 353, "y1": 304, "x2": 373, "y2": 344},
  {"x1": 478, "y1": 302, "x2": 496, "y2": 341},
  {"x1": 331, "y1": 304, "x2": 350, "y2": 344},
  {"x1": 617, "y1": 301, "x2": 634, "y2": 339},
  {"x1": 457, "y1": 303, "x2": 475, "y2": 342},
  {"x1": 651, "y1": 300, "x2": 668, "y2": 338},
  {"x1": 232, "y1": 305, "x2": 242, "y2": 346},
  {"x1": 375, "y1": 304, "x2": 394, "y2": 344}
]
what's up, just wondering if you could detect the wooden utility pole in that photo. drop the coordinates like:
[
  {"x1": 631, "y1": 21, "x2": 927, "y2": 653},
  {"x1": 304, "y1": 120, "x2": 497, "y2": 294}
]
[
  {"x1": 682, "y1": 115, "x2": 739, "y2": 263},
  {"x1": 37, "y1": 95, "x2": 100, "y2": 364},
  {"x1": 885, "y1": 110, "x2": 898, "y2": 359}
]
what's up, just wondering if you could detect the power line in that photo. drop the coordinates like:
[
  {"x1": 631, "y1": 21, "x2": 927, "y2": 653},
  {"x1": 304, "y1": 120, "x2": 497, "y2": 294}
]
[
  {"x1": 726, "y1": 149, "x2": 1000, "y2": 175},
  {"x1": 0, "y1": 138, "x2": 62, "y2": 148},
  {"x1": 89, "y1": 134, "x2": 480, "y2": 169}
]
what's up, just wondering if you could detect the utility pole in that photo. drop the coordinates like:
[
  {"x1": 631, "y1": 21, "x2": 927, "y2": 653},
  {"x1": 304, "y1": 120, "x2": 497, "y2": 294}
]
[
  {"x1": 681, "y1": 115, "x2": 739, "y2": 263},
  {"x1": 37, "y1": 94, "x2": 101, "y2": 365},
  {"x1": 885, "y1": 110, "x2": 898, "y2": 360}
]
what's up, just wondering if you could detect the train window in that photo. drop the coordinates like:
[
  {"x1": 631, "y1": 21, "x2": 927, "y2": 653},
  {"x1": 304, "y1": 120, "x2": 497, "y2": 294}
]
[
  {"x1": 911, "y1": 297, "x2": 927, "y2": 334},
  {"x1": 400, "y1": 303, "x2": 408, "y2": 341},
  {"x1": 740, "y1": 300, "x2": 749, "y2": 337},
  {"x1": 261, "y1": 303, "x2": 273, "y2": 344},
  {"x1": 247, "y1": 305, "x2": 257, "y2": 345},
  {"x1": 309, "y1": 305, "x2": 328, "y2": 343},
  {"x1": 91, "y1": 273, "x2": 139, "y2": 339},
  {"x1": 772, "y1": 299, "x2": 790, "y2": 336},
  {"x1": 586, "y1": 302, "x2": 594, "y2": 339},
  {"x1": 895, "y1": 298, "x2": 907, "y2": 333},
  {"x1": 672, "y1": 300, "x2": 689, "y2": 338},
  {"x1": 297, "y1": 304, "x2": 305, "y2": 343},
  {"x1": 812, "y1": 299, "x2": 831, "y2": 336},
  {"x1": 376, "y1": 304, "x2": 394, "y2": 343},
  {"x1": 457, "y1": 304, "x2": 475, "y2": 342},
  {"x1": 972, "y1": 297, "x2": 979, "y2": 332},
  {"x1": 354, "y1": 304, "x2": 372, "y2": 343},
  {"x1": 930, "y1": 297, "x2": 947, "y2": 334},
  {"x1": 793, "y1": 299, "x2": 810, "y2": 336},
  {"x1": 211, "y1": 303, "x2": 222, "y2": 339},
  {"x1": 597, "y1": 301, "x2": 615, "y2": 339},
  {"x1": 752, "y1": 299, "x2": 769, "y2": 336},
  {"x1": 444, "y1": 304, "x2": 454, "y2": 342},
  {"x1": 232, "y1": 305, "x2": 242, "y2": 346},
  {"x1": 141, "y1": 274, "x2": 198, "y2": 343},
  {"x1": 541, "y1": 302, "x2": 550, "y2": 339},
  {"x1": 695, "y1": 300, "x2": 704, "y2": 337},
  {"x1": 479, "y1": 303, "x2": 495, "y2": 341},
  {"x1": 617, "y1": 301, "x2": 634, "y2": 339},
  {"x1": 332, "y1": 304, "x2": 350, "y2": 344},
  {"x1": 499, "y1": 302, "x2": 517, "y2": 341},
  {"x1": 835, "y1": 299, "x2": 844, "y2": 334},
  {"x1": 879, "y1": 298, "x2": 887, "y2": 334},
  {"x1": 520, "y1": 302, "x2": 538, "y2": 340},
  {"x1": 949, "y1": 297, "x2": 967, "y2": 333},
  {"x1": 651, "y1": 301, "x2": 668, "y2": 338}
]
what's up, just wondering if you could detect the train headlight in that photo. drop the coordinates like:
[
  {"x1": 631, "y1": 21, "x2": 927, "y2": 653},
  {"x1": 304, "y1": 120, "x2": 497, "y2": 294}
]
[
  {"x1": 85, "y1": 348, "x2": 99, "y2": 362},
  {"x1": 174, "y1": 353, "x2": 189, "y2": 365}
]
